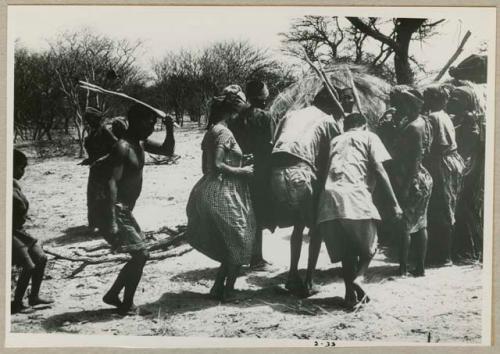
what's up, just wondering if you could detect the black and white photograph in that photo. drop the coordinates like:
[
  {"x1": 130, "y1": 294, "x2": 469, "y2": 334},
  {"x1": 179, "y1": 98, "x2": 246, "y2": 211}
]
[{"x1": 5, "y1": 4, "x2": 495, "y2": 348}]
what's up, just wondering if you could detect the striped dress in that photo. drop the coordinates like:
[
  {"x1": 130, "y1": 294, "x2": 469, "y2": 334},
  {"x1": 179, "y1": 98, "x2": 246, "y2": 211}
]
[{"x1": 186, "y1": 123, "x2": 256, "y2": 265}]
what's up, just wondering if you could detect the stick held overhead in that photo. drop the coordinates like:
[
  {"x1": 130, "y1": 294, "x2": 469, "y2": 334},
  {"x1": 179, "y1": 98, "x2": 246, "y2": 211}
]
[{"x1": 78, "y1": 80, "x2": 167, "y2": 119}]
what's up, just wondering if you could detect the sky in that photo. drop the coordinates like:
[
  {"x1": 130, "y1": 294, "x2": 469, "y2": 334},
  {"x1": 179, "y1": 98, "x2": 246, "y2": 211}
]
[{"x1": 8, "y1": 6, "x2": 495, "y2": 81}]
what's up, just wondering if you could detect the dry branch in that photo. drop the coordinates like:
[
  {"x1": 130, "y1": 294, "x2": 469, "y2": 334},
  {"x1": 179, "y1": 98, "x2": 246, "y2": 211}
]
[
  {"x1": 45, "y1": 229, "x2": 188, "y2": 278},
  {"x1": 434, "y1": 30, "x2": 471, "y2": 82},
  {"x1": 301, "y1": 48, "x2": 345, "y2": 118}
]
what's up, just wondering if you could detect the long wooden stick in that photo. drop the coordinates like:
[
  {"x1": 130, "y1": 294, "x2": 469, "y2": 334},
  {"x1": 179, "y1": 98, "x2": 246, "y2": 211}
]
[
  {"x1": 344, "y1": 65, "x2": 363, "y2": 115},
  {"x1": 434, "y1": 30, "x2": 472, "y2": 82},
  {"x1": 79, "y1": 81, "x2": 167, "y2": 118},
  {"x1": 302, "y1": 50, "x2": 345, "y2": 118}
]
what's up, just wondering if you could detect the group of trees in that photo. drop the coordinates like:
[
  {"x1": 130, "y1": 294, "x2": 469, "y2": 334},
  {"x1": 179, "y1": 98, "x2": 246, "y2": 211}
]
[
  {"x1": 281, "y1": 16, "x2": 445, "y2": 84},
  {"x1": 151, "y1": 40, "x2": 295, "y2": 126},
  {"x1": 14, "y1": 16, "x2": 445, "y2": 155},
  {"x1": 14, "y1": 31, "x2": 294, "y2": 154}
]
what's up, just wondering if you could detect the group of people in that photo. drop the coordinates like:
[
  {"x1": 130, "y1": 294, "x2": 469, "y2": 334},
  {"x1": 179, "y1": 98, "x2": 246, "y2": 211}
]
[{"x1": 11, "y1": 75, "x2": 484, "y2": 315}]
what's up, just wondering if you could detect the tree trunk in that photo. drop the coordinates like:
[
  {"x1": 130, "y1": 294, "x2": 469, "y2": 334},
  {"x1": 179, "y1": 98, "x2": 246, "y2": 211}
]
[{"x1": 393, "y1": 19, "x2": 426, "y2": 85}]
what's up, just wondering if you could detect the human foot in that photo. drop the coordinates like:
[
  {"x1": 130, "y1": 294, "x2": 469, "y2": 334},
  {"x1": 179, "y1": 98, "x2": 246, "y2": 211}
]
[
  {"x1": 11, "y1": 301, "x2": 29, "y2": 314},
  {"x1": 249, "y1": 259, "x2": 272, "y2": 272},
  {"x1": 28, "y1": 296, "x2": 54, "y2": 307},
  {"x1": 103, "y1": 293, "x2": 122, "y2": 308}
]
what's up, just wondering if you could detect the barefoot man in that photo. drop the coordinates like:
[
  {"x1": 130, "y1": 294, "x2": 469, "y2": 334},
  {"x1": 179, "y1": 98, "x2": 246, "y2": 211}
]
[
  {"x1": 317, "y1": 113, "x2": 402, "y2": 309},
  {"x1": 101, "y1": 103, "x2": 175, "y2": 315}
]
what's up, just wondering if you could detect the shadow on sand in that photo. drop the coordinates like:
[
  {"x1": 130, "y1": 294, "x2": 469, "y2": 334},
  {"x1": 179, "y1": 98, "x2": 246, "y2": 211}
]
[{"x1": 45, "y1": 225, "x2": 101, "y2": 247}]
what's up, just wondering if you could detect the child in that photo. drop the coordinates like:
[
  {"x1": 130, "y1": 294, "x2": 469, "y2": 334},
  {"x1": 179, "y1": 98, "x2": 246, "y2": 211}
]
[{"x1": 12, "y1": 149, "x2": 53, "y2": 313}]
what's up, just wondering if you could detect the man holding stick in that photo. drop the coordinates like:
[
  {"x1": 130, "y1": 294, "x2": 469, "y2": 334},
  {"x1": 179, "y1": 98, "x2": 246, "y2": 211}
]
[{"x1": 101, "y1": 103, "x2": 175, "y2": 316}]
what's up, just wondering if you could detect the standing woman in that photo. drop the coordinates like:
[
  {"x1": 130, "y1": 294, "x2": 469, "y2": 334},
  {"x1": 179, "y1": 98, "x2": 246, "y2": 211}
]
[
  {"x1": 389, "y1": 86, "x2": 433, "y2": 276},
  {"x1": 447, "y1": 86, "x2": 484, "y2": 260},
  {"x1": 423, "y1": 86, "x2": 465, "y2": 265},
  {"x1": 186, "y1": 85, "x2": 256, "y2": 301}
]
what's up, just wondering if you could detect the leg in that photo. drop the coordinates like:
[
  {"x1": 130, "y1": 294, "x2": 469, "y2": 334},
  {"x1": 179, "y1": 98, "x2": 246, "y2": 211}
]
[
  {"x1": 411, "y1": 228, "x2": 428, "y2": 276},
  {"x1": 250, "y1": 226, "x2": 271, "y2": 270},
  {"x1": 27, "y1": 244, "x2": 53, "y2": 306},
  {"x1": 304, "y1": 227, "x2": 322, "y2": 297},
  {"x1": 399, "y1": 228, "x2": 411, "y2": 277},
  {"x1": 12, "y1": 245, "x2": 35, "y2": 313},
  {"x1": 441, "y1": 222, "x2": 454, "y2": 265},
  {"x1": 341, "y1": 254, "x2": 358, "y2": 309},
  {"x1": 210, "y1": 263, "x2": 227, "y2": 300},
  {"x1": 224, "y1": 264, "x2": 241, "y2": 301},
  {"x1": 119, "y1": 249, "x2": 149, "y2": 315},
  {"x1": 286, "y1": 224, "x2": 306, "y2": 293},
  {"x1": 12, "y1": 267, "x2": 31, "y2": 313}
]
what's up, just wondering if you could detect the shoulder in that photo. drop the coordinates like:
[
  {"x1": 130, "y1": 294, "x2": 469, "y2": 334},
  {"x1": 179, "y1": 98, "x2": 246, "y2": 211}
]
[{"x1": 110, "y1": 139, "x2": 130, "y2": 159}]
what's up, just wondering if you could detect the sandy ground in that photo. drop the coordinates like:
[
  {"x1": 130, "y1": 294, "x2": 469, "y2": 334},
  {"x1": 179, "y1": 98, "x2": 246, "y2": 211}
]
[{"x1": 10, "y1": 122, "x2": 485, "y2": 344}]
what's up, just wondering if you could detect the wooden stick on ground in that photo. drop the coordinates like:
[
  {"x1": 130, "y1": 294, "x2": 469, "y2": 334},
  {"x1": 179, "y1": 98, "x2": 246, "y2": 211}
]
[{"x1": 434, "y1": 30, "x2": 472, "y2": 82}]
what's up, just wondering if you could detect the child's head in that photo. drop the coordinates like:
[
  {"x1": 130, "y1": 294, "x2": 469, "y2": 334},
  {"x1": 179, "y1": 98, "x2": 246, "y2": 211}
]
[
  {"x1": 344, "y1": 112, "x2": 367, "y2": 131},
  {"x1": 13, "y1": 149, "x2": 27, "y2": 180}
]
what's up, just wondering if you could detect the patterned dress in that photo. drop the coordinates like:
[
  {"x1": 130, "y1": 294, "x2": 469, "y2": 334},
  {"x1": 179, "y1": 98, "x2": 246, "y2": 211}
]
[
  {"x1": 393, "y1": 116, "x2": 433, "y2": 234},
  {"x1": 186, "y1": 123, "x2": 256, "y2": 266},
  {"x1": 425, "y1": 110, "x2": 465, "y2": 226}
]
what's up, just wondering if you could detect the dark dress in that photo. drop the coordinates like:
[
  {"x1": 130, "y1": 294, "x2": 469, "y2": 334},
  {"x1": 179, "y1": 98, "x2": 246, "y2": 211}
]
[
  {"x1": 229, "y1": 106, "x2": 274, "y2": 230},
  {"x1": 186, "y1": 123, "x2": 256, "y2": 265}
]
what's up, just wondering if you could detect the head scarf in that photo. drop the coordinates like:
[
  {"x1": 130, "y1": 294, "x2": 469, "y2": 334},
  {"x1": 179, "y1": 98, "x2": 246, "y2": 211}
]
[
  {"x1": 207, "y1": 85, "x2": 247, "y2": 129},
  {"x1": 390, "y1": 85, "x2": 424, "y2": 112},
  {"x1": 219, "y1": 84, "x2": 247, "y2": 111},
  {"x1": 423, "y1": 85, "x2": 450, "y2": 110},
  {"x1": 449, "y1": 86, "x2": 476, "y2": 113}
]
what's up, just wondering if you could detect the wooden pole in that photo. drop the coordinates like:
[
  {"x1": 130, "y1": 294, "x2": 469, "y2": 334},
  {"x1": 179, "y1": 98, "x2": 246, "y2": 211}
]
[
  {"x1": 302, "y1": 49, "x2": 345, "y2": 118},
  {"x1": 434, "y1": 30, "x2": 472, "y2": 82},
  {"x1": 344, "y1": 65, "x2": 363, "y2": 115}
]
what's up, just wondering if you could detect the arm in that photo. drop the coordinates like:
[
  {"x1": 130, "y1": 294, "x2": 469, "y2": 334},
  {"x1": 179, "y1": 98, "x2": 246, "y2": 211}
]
[
  {"x1": 144, "y1": 116, "x2": 175, "y2": 156},
  {"x1": 401, "y1": 126, "x2": 422, "y2": 201},
  {"x1": 373, "y1": 161, "x2": 402, "y2": 218},
  {"x1": 214, "y1": 147, "x2": 253, "y2": 177},
  {"x1": 105, "y1": 142, "x2": 126, "y2": 234}
]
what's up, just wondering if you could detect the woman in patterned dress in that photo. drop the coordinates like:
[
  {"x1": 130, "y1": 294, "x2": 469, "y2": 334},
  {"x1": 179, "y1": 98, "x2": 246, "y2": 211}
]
[
  {"x1": 389, "y1": 86, "x2": 433, "y2": 276},
  {"x1": 186, "y1": 85, "x2": 256, "y2": 301},
  {"x1": 423, "y1": 86, "x2": 465, "y2": 265}
]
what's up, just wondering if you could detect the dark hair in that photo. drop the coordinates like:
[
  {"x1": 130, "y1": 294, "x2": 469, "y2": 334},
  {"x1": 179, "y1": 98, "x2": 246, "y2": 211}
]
[
  {"x1": 344, "y1": 112, "x2": 367, "y2": 131},
  {"x1": 313, "y1": 86, "x2": 339, "y2": 106},
  {"x1": 206, "y1": 98, "x2": 228, "y2": 130},
  {"x1": 246, "y1": 80, "x2": 268, "y2": 99},
  {"x1": 127, "y1": 104, "x2": 156, "y2": 126},
  {"x1": 14, "y1": 149, "x2": 27, "y2": 168}
]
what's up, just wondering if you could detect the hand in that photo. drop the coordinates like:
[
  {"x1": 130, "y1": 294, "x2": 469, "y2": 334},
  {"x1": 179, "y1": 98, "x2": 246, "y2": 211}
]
[
  {"x1": 108, "y1": 221, "x2": 119, "y2": 235},
  {"x1": 393, "y1": 204, "x2": 403, "y2": 219},
  {"x1": 240, "y1": 165, "x2": 254, "y2": 177}
]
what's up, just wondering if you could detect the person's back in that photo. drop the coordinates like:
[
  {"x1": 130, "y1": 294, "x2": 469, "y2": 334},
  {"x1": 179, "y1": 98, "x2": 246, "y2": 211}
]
[
  {"x1": 273, "y1": 105, "x2": 339, "y2": 174},
  {"x1": 318, "y1": 130, "x2": 389, "y2": 223},
  {"x1": 317, "y1": 113, "x2": 401, "y2": 309},
  {"x1": 427, "y1": 109, "x2": 457, "y2": 155}
]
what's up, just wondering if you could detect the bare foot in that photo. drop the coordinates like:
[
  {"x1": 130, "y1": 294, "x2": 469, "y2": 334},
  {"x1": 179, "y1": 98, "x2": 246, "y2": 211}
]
[
  {"x1": 103, "y1": 293, "x2": 122, "y2": 308},
  {"x1": 11, "y1": 301, "x2": 29, "y2": 314},
  {"x1": 28, "y1": 296, "x2": 54, "y2": 307},
  {"x1": 249, "y1": 259, "x2": 273, "y2": 272}
]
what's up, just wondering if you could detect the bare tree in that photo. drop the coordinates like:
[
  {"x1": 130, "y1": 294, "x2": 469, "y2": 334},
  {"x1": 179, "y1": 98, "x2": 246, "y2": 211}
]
[
  {"x1": 48, "y1": 28, "x2": 145, "y2": 156},
  {"x1": 346, "y1": 17, "x2": 445, "y2": 84}
]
